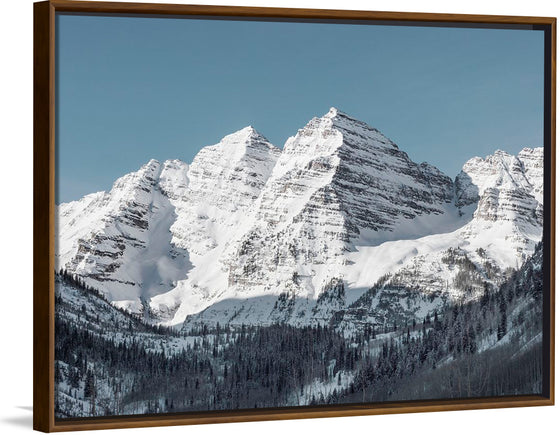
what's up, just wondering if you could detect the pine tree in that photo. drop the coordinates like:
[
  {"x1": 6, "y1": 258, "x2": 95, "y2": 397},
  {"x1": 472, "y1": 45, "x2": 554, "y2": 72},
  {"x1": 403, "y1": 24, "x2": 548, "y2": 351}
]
[{"x1": 84, "y1": 370, "x2": 96, "y2": 399}]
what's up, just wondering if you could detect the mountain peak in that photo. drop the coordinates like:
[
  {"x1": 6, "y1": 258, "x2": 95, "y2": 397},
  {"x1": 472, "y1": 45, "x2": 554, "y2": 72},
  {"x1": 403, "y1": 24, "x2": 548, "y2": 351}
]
[
  {"x1": 218, "y1": 126, "x2": 277, "y2": 152},
  {"x1": 491, "y1": 149, "x2": 511, "y2": 158},
  {"x1": 324, "y1": 107, "x2": 343, "y2": 118},
  {"x1": 143, "y1": 158, "x2": 161, "y2": 170},
  {"x1": 518, "y1": 146, "x2": 544, "y2": 158},
  {"x1": 322, "y1": 107, "x2": 360, "y2": 124},
  {"x1": 111, "y1": 158, "x2": 161, "y2": 193},
  {"x1": 162, "y1": 158, "x2": 188, "y2": 168},
  {"x1": 455, "y1": 145, "x2": 543, "y2": 219},
  {"x1": 238, "y1": 125, "x2": 258, "y2": 136}
]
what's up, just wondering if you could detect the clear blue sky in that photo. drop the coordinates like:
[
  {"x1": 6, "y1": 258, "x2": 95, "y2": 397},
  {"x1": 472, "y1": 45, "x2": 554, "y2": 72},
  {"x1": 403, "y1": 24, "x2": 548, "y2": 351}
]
[{"x1": 56, "y1": 13, "x2": 544, "y2": 203}]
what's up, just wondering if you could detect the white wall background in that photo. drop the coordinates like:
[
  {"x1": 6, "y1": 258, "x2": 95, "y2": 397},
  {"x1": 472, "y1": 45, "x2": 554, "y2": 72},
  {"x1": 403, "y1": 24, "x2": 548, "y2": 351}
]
[{"x1": 0, "y1": 0, "x2": 557, "y2": 434}]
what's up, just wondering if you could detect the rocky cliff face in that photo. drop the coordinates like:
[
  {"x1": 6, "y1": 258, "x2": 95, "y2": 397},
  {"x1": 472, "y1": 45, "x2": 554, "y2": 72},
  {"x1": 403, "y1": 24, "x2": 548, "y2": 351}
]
[
  {"x1": 56, "y1": 108, "x2": 544, "y2": 329},
  {"x1": 455, "y1": 148, "x2": 543, "y2": 226}
]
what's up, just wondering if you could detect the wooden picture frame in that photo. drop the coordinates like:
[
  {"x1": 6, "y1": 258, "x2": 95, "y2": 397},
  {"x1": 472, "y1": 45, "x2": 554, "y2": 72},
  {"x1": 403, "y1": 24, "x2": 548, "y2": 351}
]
[{"x1": 34, "y1": 1, "x2": 556, "y2": 432}]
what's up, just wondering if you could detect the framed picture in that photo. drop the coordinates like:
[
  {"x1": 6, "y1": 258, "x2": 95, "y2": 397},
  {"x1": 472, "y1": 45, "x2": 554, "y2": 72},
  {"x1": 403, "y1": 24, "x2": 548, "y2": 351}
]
[{"x1": 34, "y1": 0, "x2": 556, "y2": 432}]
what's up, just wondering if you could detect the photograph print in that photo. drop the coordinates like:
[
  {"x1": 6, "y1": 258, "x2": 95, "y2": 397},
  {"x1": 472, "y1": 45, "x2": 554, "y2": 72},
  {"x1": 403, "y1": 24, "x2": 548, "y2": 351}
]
[{"x1": 53, "y1": 10, "x2": 550, "y2": 419}]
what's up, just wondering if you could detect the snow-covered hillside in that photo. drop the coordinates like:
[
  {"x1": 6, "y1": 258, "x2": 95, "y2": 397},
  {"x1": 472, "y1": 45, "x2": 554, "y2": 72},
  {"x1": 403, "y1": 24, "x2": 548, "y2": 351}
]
[
  {"x1": 56, "y1": 159, "x2": 192, "y2": 312},
  {"x1": 56, "y1": 108, "x2": 544, "y2": 329},
  {"x1": 56, "y1": 127, "x2": 280, "y2": 317}
]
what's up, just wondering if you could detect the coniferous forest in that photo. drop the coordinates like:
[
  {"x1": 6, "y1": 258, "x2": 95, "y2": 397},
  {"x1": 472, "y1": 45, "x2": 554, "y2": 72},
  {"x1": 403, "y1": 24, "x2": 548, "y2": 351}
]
[{"x1": 54, "y1": 242, "x2": 544, "y2": 419}]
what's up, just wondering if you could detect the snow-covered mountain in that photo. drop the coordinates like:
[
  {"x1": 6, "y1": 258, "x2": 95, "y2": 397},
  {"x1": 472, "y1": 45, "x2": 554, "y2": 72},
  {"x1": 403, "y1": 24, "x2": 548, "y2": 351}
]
[
  {"x1": 330, "y1": 146, "x2": 544, "y2": 331},
  {"x1": 148, "y1": 127, "x2": 281, "y2": 321},
  {"x1": 56, "y1": 108, "x2": 544, "y2": 329},
  {"x1": 56, "y1": 126, "x2": 280, "y2": 315},
  {"x1": 177, "y1": 108, "x2": 459, "y2": 327},
  {"x1": 56, "y1": 159, "x2": 191, "y2": 312}
]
